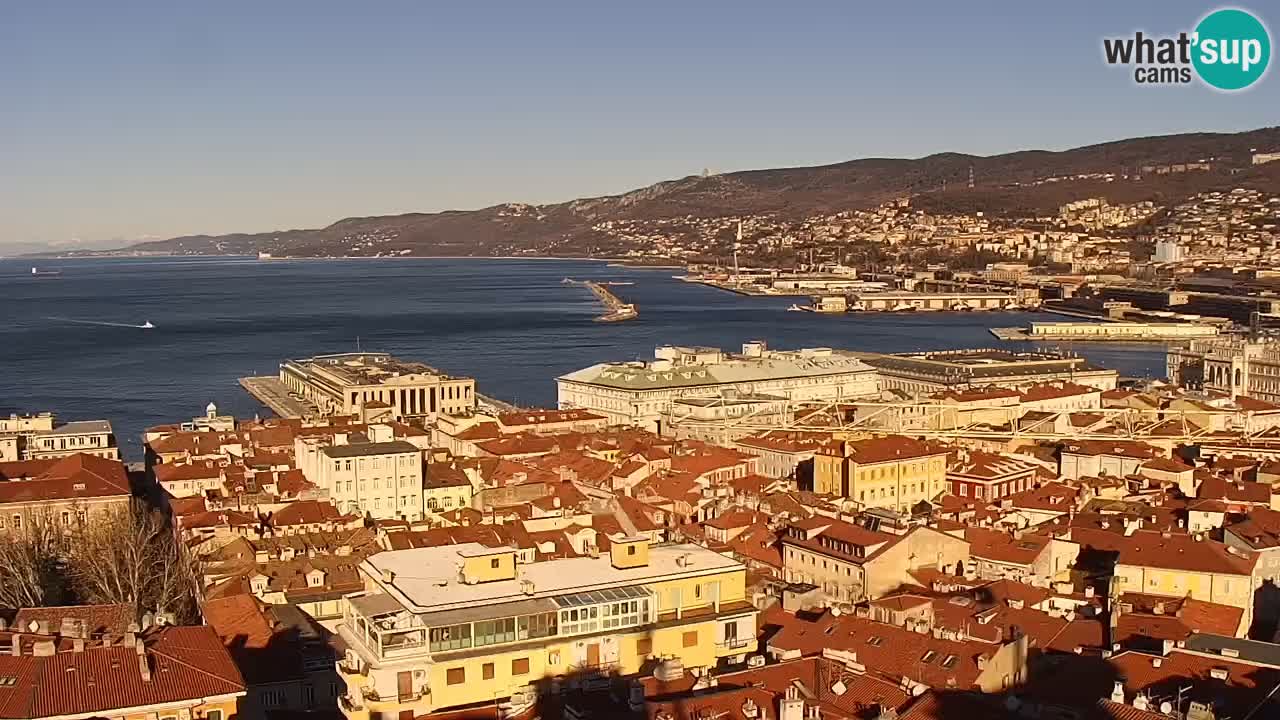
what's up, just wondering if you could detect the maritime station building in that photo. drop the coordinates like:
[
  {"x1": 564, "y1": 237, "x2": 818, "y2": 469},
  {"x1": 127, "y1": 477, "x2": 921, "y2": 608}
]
[
  {"x1": 557, "y1": 342, "x2": 879, "y2": 433},
  {"x1": 280, "y1": 352, "x2": 476, "y2": 425},
  {"x1": 335, "y1": 537, "x2": 756, "y2": 720},
  {"x1": 853, "y1": 348, "x2": 1119, "y2": 396}
]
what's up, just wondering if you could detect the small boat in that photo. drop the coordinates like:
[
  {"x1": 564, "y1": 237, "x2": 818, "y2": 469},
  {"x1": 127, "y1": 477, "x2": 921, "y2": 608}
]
[
  {"x1": 890, "y1": 302, "x2": 918, "y2": 312},
  {"x1": 951, "y1": 302, "x2": 974, "y2": 312},
  {"x1": 31, "y1": 267, "x2": 61, "y2": 277},
  {"x1": 787, "y1": 304, "x2": 809, "y2": 312},
  {"x1": 1004, "y1": 302, "x2": 1023, "y2": 311},
  {"x1": 141, "y1": 321, "x2": 155, "y2": 329},
  {"x1": 848, "y1": 301, "x2": 867, "y2": 312}
]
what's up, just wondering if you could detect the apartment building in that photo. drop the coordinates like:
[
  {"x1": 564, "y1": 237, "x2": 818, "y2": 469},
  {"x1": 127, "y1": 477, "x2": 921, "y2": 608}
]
[
  {"x1": 281, "y1": 352, "x2": 476, "y2": 423},
  {"x1": 294, "y1": 425, "x2": 425, "y2": 521},
  {"x1": 1113, "y1": 530, "x2": 1258, "y2": 619},
  {"x1": 334, "y1": 537, "x2": 757, "y2": 720},
  {"x1": 0, "y1": 453, "x2": 133, "y2": 533},
  {"x1": 780, "y1": 517, "x2": 969, "y2": 603},
  {"x1": 947, "y1": 450, "x2": 1038, "y2": 502},
  {"x1": 813, "y1": 435, "x2": 947, "y2": 512},
  {"x1": 0, "y1": 412, "x2": 118, "y2": 461},
  {"x1": 558, "y1": 342, "x2": 878, "y2": 432}
]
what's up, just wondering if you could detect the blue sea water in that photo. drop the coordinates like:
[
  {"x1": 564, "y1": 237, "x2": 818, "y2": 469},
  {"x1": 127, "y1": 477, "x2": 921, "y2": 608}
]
[{"x1": 0, "y1": 257, "x2": 1168, "y2": 457}]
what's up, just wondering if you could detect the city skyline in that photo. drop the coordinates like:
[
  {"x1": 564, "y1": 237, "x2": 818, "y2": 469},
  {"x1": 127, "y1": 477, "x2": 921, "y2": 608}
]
[{"x1": 3, "y1": 0, "x2": 1277, "y2": 248}]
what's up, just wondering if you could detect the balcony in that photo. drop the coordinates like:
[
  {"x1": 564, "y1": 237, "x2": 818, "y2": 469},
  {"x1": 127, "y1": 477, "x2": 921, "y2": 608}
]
[{"x1": 717, "y1": 637, "x2": 754, "y2": 651}]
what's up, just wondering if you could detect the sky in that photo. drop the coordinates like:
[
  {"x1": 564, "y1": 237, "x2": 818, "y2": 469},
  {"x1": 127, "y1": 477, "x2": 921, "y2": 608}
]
[{"x1": 2, "y1": 1, "x2": 1278, "y2": 248}]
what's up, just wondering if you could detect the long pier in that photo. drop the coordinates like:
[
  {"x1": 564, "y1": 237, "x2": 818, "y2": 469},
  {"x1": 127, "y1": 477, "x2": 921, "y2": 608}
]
[{"x1": 564, "y1": 278, "x2": 638, "y2": 322}]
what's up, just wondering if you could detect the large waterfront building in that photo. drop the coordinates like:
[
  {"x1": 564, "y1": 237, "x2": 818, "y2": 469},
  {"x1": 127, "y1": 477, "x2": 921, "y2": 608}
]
[
  {"x1": 855, "y1": 348, "x2": 1118, "y2": 395},
  {"x1": 557, "y1": 342, "x2": 878, "y2": 433},
  {"x1": 294, "y1": 424, "x2": 426, "y2": 521},
  {"x1": 0, "y1": 412, "x2": 118, "y2": 462},
  {"x1": 1168, "y1": 338, "x2": 1280, "y2": 404},
  {"x1": 335, "y1": 537, "x2": 757, "y2": 719},
  {"x1": 0, "y1": 453, "x2": 134, "y2": 534},
  {"x1": 280, "y1": 352, "x2": 476, "y2": 424}
]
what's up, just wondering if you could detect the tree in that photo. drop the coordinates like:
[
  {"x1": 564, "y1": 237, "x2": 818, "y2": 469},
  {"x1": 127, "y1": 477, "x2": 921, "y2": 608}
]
[
  {"x1": 64, "y1": 500, "x2": 202, "y2": 624},
  {"x1": 0, "y1": 511, "x2": 69, "y2": 608}
]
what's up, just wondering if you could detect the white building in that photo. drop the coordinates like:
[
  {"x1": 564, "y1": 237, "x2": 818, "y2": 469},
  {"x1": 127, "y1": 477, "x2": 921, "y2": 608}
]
[
  {"x1": 0, "y1": 413, "x2": 118, "y2": 462},
  {"x1": 557, "y1": 342, "x2": 878, "y2": 433},
  {"x1": 1154, "y1": 239, "x2": 1185, "y2": 263},
  {"x1": 295, "y1": 424, "x2": 425, "y2": 521}
]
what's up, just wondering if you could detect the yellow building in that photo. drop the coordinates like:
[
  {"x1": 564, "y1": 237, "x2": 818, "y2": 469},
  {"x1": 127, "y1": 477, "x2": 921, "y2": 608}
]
[
  {"x1": 1112, "y1": 530, "x2": 1258, "y2": 621},
  {"x1": 0, "y1": 412, "x2": 119, "y2": 461},
  {"x1": 335, "y1": 537, "x2": 757, "y2": 719},
  {"x1": 813, "y1": 435, "x2": 947, "y2": 512}
]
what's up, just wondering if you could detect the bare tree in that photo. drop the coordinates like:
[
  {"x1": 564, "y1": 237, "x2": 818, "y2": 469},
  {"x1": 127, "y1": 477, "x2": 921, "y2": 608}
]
[
  {"x1": 0, "y1": 510, "x2": 69, "y2": 608},
  {"x1": 64, "y1": 500, "x2": 202, "y2": 623}
]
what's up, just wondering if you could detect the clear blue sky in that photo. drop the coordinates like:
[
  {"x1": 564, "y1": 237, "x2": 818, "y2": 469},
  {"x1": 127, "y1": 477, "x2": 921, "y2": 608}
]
[{"x1": 1, "y1": 1, "x2": 1276, "y2": 247}]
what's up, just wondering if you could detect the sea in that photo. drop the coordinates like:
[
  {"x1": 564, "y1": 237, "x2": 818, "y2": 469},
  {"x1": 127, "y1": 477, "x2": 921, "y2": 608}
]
[{"x1": 1, "y1": 257, "x2": 1170, "y2": 458}]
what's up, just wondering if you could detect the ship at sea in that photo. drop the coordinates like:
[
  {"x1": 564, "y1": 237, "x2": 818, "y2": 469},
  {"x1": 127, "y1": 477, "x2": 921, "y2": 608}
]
[{"x1": 31, "y1": 267, "x2": 61, "y2": 277}]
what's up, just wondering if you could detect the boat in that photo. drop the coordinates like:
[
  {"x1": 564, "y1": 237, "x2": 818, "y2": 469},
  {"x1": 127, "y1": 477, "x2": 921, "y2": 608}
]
[
  {"x1": 848, "y1": 301, "x2": 867, "y2": 312},
  {"x1": 31, "y1": 267, "x2": 61, "y2": 277},
  {"x1": 141, "y1": 321, "x2": 155, "y2": 329},
  {"x1": 890, "y1": 302, "x2": 918, "y2": 312},
  {"x1": 951, "y1": 302, "x2": 974, "y2": 311},
  {"x1": 787, "y1": 304, "x2": 810, "y2": 312},
  {"x1": 1004, "y1": 302, "x2": 1023, "y2": 311}
]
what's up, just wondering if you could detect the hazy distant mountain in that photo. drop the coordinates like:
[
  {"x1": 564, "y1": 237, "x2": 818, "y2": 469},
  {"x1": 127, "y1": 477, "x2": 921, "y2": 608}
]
[{"x1": 118, "y1": 126, "x2": 1280, "y2": 258}]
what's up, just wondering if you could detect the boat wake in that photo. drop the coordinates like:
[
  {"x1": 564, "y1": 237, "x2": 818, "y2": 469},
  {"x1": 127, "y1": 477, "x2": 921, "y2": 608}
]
[{"x1": 45, "y1": 316, "x2": 155, "y2": 329}]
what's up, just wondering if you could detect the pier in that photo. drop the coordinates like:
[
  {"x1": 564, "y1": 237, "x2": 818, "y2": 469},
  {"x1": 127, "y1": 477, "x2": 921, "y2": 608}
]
[
  {"x1": 240, "y1": 376, "x2": 318, "y2": 418},
  {"x1": 564, "y1": 278, "x2": 638, "y2": 322}
]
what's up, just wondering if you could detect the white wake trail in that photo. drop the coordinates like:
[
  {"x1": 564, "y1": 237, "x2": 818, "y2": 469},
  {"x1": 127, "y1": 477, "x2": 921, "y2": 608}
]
[{"x1": 45, "y1": 317, "x2": 154, "y2": 329}]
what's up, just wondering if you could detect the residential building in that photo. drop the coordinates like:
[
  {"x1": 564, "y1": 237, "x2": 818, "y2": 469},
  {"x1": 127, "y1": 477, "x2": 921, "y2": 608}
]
[
  {"x1": 1059, "y1": 440, "x2": 1164, "y2": 480},
  {"x1": 781, "y1": 517, "x2": 969, "y2": 603},
  {"x1": 0, "y1": 622, "x2": 245, "y2": 720},
  {"x1": 204, "y1": 595, "x2": 340, "y2": 719},
  {"x1": 1112, "y1": 530, "x2": 1258, "y2": 620},
  {"x1": 947, "y1": 450, "x2": 1037, "y2": 502},
  {"x1": 0, "y1": 412, "x2": 118, "y2": 461},
  {"x1": 334, "y1": 537, "x2": 757, "y2": 719},
  {"x1": 294, "y1": 426, "x2": 425, "y2": 521},
  {"x1": 280, "y1": 352, "x2": 476, "y2": 423},
  {"x1": 813, "y1": 435, "x2": 947, "y2": 511},
  {"x1": 0, "y1": 453, "x2": 133, "y2": 533},
  {"x1": 557, "y1": 342, "x2": 878, "y2": 432}
]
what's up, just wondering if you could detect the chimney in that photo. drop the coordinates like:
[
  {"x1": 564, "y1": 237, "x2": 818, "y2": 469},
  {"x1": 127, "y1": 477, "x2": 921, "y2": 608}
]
[
  {"x1": 72, "y1": 638, "x2": 85, "y2": 653},
  {"x1": 9, "y1": 636, "x2": 20, "y2": 656},
  {"x1": 1110, "y1": 681, "x2": 1125, "y2": 704},
  {"x1": 32, "y1": 640, "x2": 56, "y2": 657},
  {"x1": 779, "y1": 685, "x2": 805, "y2": 720}
]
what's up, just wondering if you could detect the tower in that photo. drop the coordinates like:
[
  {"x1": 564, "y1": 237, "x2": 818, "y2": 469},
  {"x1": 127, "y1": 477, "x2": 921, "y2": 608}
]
[
  {"x1": 968, "y1": 164, "x2": 975, "y2": 189},
  {"x1": 733, "y1": 221, "x2": 741, "y2": 280}
]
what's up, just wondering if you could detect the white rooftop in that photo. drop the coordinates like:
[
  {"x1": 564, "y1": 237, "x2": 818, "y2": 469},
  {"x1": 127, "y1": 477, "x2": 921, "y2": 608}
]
[{"x1": 361, "y1": 542, "x2": 743, "y2": 614}]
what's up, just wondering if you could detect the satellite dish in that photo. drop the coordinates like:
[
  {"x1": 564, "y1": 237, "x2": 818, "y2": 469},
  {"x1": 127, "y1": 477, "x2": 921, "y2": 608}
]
[{"x1": 1160, "y1": 702, "x2": 1173, "y2": 714}]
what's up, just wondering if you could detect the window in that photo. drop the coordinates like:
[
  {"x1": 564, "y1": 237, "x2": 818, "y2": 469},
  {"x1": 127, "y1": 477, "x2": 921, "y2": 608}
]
[
  {"x1": 637, "y1": 638, "x2": 653, "y2": 656},
  {"x1": 261, "y1": 689, "x2": 286, "y2": 708},
  {"x1": 428, "y1": 623, "x2": 472, "y2": 652},
  {"x1": 474, "y1": 617, "x2": 517, "y2": 647},
  {"x1": 940, "y1": 654, "x2": 958, "y2": 669},
  {"x1": 206, "y1": 712, "x2": 224, "y2": 720},
  {"x1": 627, "y1": 545, "x2": 637, "y2": 556},
  {"x1": 447, "y1": 668, "x2": 465, "y2": 685},
  {"x1": 490, "y1": 558, "x2": 501, "y2": 569},
  {"x1": 867, "y1": 636, "x2": 883, "y2": 647},
  {"x1": 482, "y1": 662, "x2": 495, "y2": 680},
  {"x1": 682, "y1": 631, "x2": 698, "y2": 648},
  {"x1": 304, "y1": 684, "x2": 316, "y2": 708},
  {"x1": 512, "y1": 657, "x2": 530, "y2": 675},
  {"x1": 921, "y1": 651, "x2": 937, "y2": 663}
]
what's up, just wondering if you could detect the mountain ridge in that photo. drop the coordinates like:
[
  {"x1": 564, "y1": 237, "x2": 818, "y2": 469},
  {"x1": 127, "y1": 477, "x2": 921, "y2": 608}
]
[{"x1": 111, "y1": 126, "x2": 1280, "y2": 258}]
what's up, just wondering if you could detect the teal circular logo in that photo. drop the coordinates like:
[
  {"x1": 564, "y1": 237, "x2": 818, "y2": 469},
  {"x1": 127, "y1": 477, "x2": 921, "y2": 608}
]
[{"x1": 1192, "y1": 8, "x2": 1271, "y2": 90}]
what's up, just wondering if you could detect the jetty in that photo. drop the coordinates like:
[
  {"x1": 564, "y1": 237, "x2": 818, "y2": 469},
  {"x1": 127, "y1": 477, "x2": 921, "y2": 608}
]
[{"x1": 564, "y1": 278, "x2": 638, "y2": 322}]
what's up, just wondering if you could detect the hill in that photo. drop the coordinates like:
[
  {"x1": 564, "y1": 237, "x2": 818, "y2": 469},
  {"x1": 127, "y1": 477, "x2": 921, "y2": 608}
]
[{"x1": 117, "y1": 126, "x2": 1280, "y2": 258}]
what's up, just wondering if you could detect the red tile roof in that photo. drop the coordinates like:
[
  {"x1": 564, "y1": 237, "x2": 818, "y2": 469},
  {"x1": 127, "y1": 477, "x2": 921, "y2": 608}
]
[
  {"x1": 0, "y1": 453, "x2": 131, "y2": 504},
  {"x1": 0, "y1": 626, "x2": 244, "y2": 719}
]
